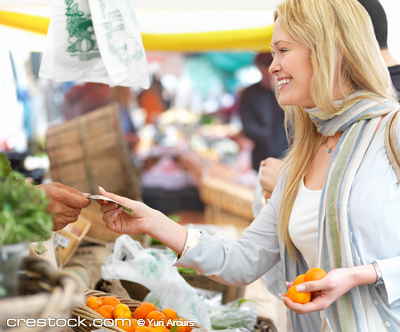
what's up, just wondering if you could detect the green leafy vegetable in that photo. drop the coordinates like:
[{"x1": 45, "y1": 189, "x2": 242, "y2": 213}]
[
  {"x1": 0, "y1": 167, "x2": 53, "y2": 247},
  {"x1": 0, "y1": 152, "x2": 12, "y2": 178}
]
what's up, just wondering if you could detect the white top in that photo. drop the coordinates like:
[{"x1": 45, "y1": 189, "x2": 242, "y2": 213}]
[{"x1": 289, "y1": 178, "x2": 321, "y2": 270}]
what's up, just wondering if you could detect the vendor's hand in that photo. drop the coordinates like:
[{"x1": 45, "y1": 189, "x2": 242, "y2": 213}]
[
  {"x1": 280, "y1": 268, "x2": 359, "y2": 314},
  {"x1": 97, "y1": 187, "x2": 152, "y2": 235},
  {"x1": 37, "y1": 182, "x2": 91, "y2": 231},
  {"x1": 260, "y1": 157, "x2": 284, "y2": 198}
]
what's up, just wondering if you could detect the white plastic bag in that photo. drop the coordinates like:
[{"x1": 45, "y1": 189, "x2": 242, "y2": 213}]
[
  {"x1": 39, "y1": 0, "x2": 149, "y2": 88},
  {"x1": 101, "y1": 235, "x2": 211, "y2": 327}
]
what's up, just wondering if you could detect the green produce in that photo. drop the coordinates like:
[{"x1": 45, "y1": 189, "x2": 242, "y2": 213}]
[{"x1": 0, "y1": 153, "x2": 53, "y2": 247}]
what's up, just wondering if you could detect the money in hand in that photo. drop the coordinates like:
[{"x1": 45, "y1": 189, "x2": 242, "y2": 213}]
[{"x1": 89, "y1": 195, "x2": 134, "y2": 216}]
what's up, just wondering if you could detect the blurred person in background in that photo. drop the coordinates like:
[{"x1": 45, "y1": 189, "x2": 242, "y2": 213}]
[
  {"x1": 138, "y1": 78, "x2": 166, "y2": 124},
  {"x1": 358, "y1": 0, "x2": 400, "y2": 91},
  {"x1": 63, "y1": 82, "x2": 110, "y2": 120},
  {"x1": 255, "y1": 0, "x2": 400, "y2": 205},
  {"x1": 238, "y1": 53, "x2": 287, "y2": 171}
]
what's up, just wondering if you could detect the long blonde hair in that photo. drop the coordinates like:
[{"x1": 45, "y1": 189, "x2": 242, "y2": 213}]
[{"x1": 275, "y1": 0, "x2": 398, "y2": 260}]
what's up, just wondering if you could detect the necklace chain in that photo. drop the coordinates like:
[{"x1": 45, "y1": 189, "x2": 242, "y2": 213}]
[{"x1": 325, "y1": 138, "x2": 339, "y2": 153}]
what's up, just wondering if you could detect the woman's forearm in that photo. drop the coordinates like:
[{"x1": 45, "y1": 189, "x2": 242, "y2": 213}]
[{"x1": 146, "y1": 209, "x2": 188, "y2": 255}]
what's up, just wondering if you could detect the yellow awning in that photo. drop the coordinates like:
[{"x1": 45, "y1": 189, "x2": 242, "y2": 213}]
[{"x1": 0, "y1": 10, "x2": 272, "y2": 52}]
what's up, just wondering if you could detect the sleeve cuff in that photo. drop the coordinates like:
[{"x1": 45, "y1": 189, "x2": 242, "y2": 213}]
[
  {"x1": 376, "y1": 256, "x2": 400, "y2": 306},
  {"x1": 181, "y1": 228, "x2": 203, "y2": 257}
]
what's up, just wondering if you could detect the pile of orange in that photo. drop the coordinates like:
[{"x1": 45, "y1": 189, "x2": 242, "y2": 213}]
[
  {"x1": 85, "y1": 297, "x2": 193, "y2": 332},
  {"x1": 286, "y1": 267, "x2": 327, "y2": 304}
]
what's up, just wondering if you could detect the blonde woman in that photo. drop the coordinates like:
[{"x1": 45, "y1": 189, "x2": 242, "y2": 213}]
[{"x1": 98, "y1": 0, "x2": 400, "y2": 330}]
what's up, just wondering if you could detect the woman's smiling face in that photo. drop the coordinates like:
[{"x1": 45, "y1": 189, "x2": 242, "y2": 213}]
[{"x1": 269, "y1": 19, "x2": 316, "y2": 108}]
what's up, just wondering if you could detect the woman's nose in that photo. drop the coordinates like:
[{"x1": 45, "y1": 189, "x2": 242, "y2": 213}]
[{"x1": 268, "y1": 56, "x2": 280, "y2": 76}]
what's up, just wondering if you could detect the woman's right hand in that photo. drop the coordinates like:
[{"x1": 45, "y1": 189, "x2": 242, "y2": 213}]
[
  {"x1": 98, "y1": 187, "x2": 188, "y2": 255},
  {"x1": 97, "y1": 187, "x2": 152, "y2": 235}
]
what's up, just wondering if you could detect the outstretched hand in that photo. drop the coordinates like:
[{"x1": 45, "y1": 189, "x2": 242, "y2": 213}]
[
  {"x1": 97, "y1": 187, "x2": 188, "y2": 255},
  {"x1": 38, "y1": 182, "x2": 91, "y2": 231},
  {"x1": 97, "y1": 187, "x2": 153, "y2": 235}
]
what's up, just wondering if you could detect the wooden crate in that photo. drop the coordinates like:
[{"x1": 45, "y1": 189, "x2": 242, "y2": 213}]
[{"x1": 46, "y1": 103, "x2": 140, "y2": 200}]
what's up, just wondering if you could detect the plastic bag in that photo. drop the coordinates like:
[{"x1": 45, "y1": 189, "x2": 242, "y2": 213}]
[
  {"x1": 39, "y1": 0, "x2": 149, "y2": 88},
  {"x1": 101, "y1": 235, "x2": 211, "y2": 327},
  {"x1": 208, "y1": 299, "x2": 258, "y2": 331}
]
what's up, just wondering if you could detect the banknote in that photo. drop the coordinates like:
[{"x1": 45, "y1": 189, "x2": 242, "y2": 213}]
[{"x1": 89, "y1": 195, "x2": 134, "y2": 216}]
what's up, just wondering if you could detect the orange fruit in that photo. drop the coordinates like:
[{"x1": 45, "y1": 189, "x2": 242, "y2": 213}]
[
  {"x1": 286, "y1": 285, "x2": 311, "y2": 304},
  {"x1": 99, "y1": 296, "x2": 109, "y2": 303},
  {"x1": 97, "y1": 305, "x2": 115, "y2": 319},
  {"x1": 162, "y1": 308, "x2": 177, "y2": 328},
  {"x1": 85, "y1": 296, "x2": 103, "y2": 311},
  {"x1": 136, "y1": 326, "x2": 149, "y2": 332},
  {"x1": 304, "y1": 268, "x2": 327, "y2": 282},
  {"x1": 172, "y1": 319, "x2": 191, "y2": 332},
  {"x1": 131, "y1": 319, "x2": 139, "y2": 329},
  {"x1": 293, "y1": 274, "x2": 306, "y2": 285},
  {"x1": 113, "y1": 303, "x2": 132, "y2": 319},
  {"x1": 145, "y1": 310, "x2": 166, "y2": 326},
  {"x1": 115, "y1": 318, "x2": 135, "y2": 332},
  {"x1": 133, "y1": 302, "x2": 158, "y2": 320},
  {"x1": 101, "y1": 296, "x2": 121, "y2": 307},
  {"x1": 148, "y1": 326, "x2": 168, "y2": 332}
]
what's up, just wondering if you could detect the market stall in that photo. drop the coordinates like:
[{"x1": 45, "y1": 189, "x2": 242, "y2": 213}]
[{"x1": 0, "y1": 1, "x2": 286, "y2": 331}]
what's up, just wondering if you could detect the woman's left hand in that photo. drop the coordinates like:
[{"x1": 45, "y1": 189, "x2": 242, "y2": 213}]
[{"x1": 280, "y1": 268, "x2": 359, "y2": 314}]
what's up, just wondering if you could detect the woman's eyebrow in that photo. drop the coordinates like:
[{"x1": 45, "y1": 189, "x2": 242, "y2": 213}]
[{"x1": 273, "y1": 40, "x2": 293, "y2": 46}]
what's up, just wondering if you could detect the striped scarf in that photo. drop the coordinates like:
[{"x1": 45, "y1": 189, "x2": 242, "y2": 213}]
[{"x1": 305, "y1": 92, "x2": 399, "y2": 332}]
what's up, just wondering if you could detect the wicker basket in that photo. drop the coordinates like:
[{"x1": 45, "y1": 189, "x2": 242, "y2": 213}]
[
  {"x1": 71, "y1": 289, "x2": 203, "y2": 332},
  {"x1": 0, "y1": 256, "x2": 82, "y2": 332},
  {"x1": 200, "y1": 175, "x2": 254, "y2": 220}
]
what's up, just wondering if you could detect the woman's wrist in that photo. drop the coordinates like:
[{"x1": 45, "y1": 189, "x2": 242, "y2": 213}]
[
  {"x1": 146, "y1": 209, "x2": 188, "y2": 255},
  {"x1": 352, "y1": 264, "x2": 377, "y2": 286}
]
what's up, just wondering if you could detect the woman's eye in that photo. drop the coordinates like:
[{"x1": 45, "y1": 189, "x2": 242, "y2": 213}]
[{"x1": 279, "y1": 49, "x2": 288, "y2": 54}]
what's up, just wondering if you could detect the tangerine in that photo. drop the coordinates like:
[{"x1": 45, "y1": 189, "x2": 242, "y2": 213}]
[
  {"x1": 97, "y1": 305, "x2": 115, "y2": 319},
  {"x1": 145, "y1": 310, "x2": 166, "y2": 326},
  {"x1": 131, "y1": 319, "x2": 139, "y2": 329},
  {"x1": 162, "y1": 308, "x2": 177, "y2": 328},
  {"x1": 133, "y1": 302, "x2": 157, "y2": 320},
  {"x1": 99, "y1": 296, "x2": 109, "y2": 303},
  {"x1": 286, "y1": 285, "x2": 311, "y2": 304},
  {"x1": 148, "y1": 326, "x2": 168, "y2": 332},
  {"x1": 113, "y1": 303, "x2": 132, "y2": 319},
  {"x1": 85, "y1": 296, "x2": 103, "y2": 311},
  {"x1": 115, "y1": 318, "x2": 135, "y2": 332},
  {"x1": 304, "y1": 268, "x2": 327, "y2": 282},
  {"x1": 293, "y1": 274, "x2": 306, "y2": 285},
  {"x1": 136, "y1": 326, "x2": 149, "y2": 332},
  {"x1": 101, "y1": 296, "x2": 121, "y2": 307},
  {"x1": 172, "y1": 318, "x2": 191, "y2": 332}
]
